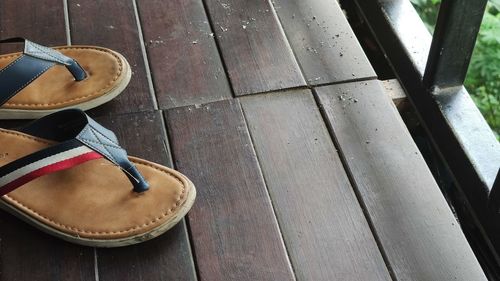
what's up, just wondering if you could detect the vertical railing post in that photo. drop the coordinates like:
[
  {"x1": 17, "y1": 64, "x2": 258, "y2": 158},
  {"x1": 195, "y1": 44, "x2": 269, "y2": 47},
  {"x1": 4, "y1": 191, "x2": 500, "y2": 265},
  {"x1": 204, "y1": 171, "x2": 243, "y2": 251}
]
[
  {"x1": 423, "y1": 0, "x2": 488, "y2": 89},
  {"x1": 495, "y1": 170, "x2": 500, "y2": 190}
]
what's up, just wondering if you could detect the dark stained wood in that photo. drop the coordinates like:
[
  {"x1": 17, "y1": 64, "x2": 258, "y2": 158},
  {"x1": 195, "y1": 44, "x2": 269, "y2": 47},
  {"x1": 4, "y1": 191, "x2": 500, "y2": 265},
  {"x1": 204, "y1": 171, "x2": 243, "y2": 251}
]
[
  {"x1": 240, "y1": 90, "x2": 391, "y2": 281},
  {"x1": 97, "y1": 221, "x2": 196, "y2": 281},
  {"x1": 0, "y1": 2, "x2": 96, "y2": 281},
  {"x1": 315, "y1": 81, "x2": 488, "y2": 281},
  {"x1": 68, "y1": 0, "x2": 155, "y2": 115},
  {"x1": 0, "y1": 0, "x2": 488, "y2": 279},
  {"x1": 95, "y1": 111, "x2": 197, "y2": 281},
  {"x1": 0, "y1": 212, "x2": 95, "y2": 281},
  {"x1": 272, "y1": 0, "x2": 376, "y2": 85},
  {"x1": 136, "y1": 0, "x2": 232, "y2": 109},
  {"x1": 0, "y1": 0, "x2": 66, "y2": 53},
  {"x1": 204, "y1": 0, "x2": 306, "y2": 95},
  {"x1": 166, "y1": 100, "x2": 295, "y2": 281}
]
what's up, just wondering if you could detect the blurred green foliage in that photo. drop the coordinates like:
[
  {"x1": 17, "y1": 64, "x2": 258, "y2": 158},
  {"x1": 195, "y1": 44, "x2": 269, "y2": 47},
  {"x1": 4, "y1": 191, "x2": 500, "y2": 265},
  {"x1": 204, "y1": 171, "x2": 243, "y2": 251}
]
[{"x1": 410, "y1": 0, "x2": 500, "y2": 139}]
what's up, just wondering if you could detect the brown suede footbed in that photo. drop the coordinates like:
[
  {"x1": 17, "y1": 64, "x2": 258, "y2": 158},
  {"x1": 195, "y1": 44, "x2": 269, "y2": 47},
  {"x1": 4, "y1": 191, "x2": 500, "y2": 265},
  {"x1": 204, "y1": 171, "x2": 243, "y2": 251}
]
[
  {"x1": 0, "y1": 129, "x2": 192, "y2": 240},
  {"x1": 0, "y1": 46, "x2": 125, "y2": 110}
]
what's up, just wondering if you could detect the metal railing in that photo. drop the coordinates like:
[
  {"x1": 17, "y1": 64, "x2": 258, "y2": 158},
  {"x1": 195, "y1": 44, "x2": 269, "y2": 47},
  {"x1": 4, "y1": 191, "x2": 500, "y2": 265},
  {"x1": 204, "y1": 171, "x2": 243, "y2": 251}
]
[{"x1": 352, "y1": 0, "x2": 500, "y2": 266}]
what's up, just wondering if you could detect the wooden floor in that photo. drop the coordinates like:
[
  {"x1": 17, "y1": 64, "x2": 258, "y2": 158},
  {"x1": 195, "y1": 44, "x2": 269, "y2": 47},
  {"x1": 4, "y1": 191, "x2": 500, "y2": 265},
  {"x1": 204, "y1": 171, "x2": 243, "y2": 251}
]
[{"x1": 0, "y1": 0, "x2": 488, "y2": 280}]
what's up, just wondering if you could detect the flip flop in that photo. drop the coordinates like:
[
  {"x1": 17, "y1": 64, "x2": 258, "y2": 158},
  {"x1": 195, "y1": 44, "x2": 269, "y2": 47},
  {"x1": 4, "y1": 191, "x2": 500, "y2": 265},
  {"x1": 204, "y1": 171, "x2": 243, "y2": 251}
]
[
  {"x1": 0, "y1": 109, "x2": 196, "y2": 247},
  {"x1": 0, "y1": 38, "x2": 131, "y2": 119}
]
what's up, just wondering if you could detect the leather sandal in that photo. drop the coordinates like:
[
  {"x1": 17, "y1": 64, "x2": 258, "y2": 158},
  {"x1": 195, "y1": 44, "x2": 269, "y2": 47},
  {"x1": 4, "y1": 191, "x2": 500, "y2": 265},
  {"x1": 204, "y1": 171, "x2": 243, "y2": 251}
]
[
  {"x1": 0, "y1": 109, "x2": 196, "y2": 247},
  {"x1": 0, "y1": 38, "x2": 131, "y2": 119}
]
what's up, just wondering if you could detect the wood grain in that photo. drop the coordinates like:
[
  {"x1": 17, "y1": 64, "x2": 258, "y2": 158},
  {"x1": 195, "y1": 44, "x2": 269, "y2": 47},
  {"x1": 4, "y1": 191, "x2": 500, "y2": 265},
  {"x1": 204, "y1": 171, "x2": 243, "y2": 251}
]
[
  {"x1": 315, "y1": 81, "x2": 488, "y2": 281},
  {"x1": 68, "y1": 0, "x2": 155, "y2": 115},
  {"x1": 240, "y1": 90, "x2": 391, "y2": 281},
  {"x1": 136, "y1": 0, "x2": 232, "y2": 109},
  {"x1": 95, "y1": 111, "x2": 197, "y2": 281},
  {"x1": 0, "y1": 2, "x2": 96, "y2": 280},
  {"x1": 272, "y1": 0, "x2": 376, "y2": 85},
  {"x1": 204, "y1": 0, "x2": 305, "y2": 95},
  {"x1": 0, "y1": 1, "x2": 487, "y2": 280},
  {"x1": 0, "y1": 212, "x2": 95, "y2": 281},
  {"x1": 0, "y1": 0, "x2": 66, "y2": 52},
  {"x1": 166, "y1": 100, "x2": 295, "y2": 281}
]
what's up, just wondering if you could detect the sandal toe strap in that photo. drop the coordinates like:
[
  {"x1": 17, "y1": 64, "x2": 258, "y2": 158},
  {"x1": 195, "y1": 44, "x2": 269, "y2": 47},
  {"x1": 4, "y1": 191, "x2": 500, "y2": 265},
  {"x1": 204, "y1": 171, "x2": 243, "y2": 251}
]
[
  {"x1": 0, "y1": 109, "x2": 149, "y2": 196},
  {"x1": 0, "y1": 37, "x2": 87, "y2": 107},
  {"x1": 24, "y1": 39, "x2": 87, "y2": 81}
]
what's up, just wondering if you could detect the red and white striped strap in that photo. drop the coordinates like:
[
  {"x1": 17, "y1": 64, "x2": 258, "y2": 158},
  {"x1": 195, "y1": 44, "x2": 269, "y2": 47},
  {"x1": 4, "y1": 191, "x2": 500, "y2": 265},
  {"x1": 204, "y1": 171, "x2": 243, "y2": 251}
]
[{"x1": 0, "y1": 139, "x2": 102, "y2": 196}]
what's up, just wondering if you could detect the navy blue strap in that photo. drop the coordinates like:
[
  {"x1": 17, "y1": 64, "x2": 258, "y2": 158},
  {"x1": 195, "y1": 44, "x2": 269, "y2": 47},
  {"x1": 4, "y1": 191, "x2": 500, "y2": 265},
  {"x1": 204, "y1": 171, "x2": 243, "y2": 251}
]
[
  {"x1": 0, "y1": 38, "x2": 87, "y2": 107},
  {"x1": 19, "y1": 109, "x2": 150, "y2": 193},
  {"x1": 0, "y1": 55, "x2": 54, "y2": 106}
]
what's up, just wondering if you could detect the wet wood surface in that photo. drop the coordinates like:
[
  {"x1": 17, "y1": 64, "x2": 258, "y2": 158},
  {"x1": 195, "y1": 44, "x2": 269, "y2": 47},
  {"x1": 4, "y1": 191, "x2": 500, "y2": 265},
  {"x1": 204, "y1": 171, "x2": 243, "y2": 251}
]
[
  {"x1": 68, "y1": 0, "x2": 155, "y2": 115},
  {"x1": 136, "y1": 0, "x2": 232, "y2": 109},
  {"x1": 0, "y1": 0, "x2": 486, "y2": 280},
  {"x1": 272, "y1": 0, "x2": 376, "y2": 85},
  {"x1": 241, "y1": 90, "x2": 391, "y2": 281},
  {"x1": 316, "y1": 81, "x2": 487, "y2": 281},
  {"x1": 0, "y1": 0, "x2": 66, "y2": 52},
  {"x1": 203, "y1": 0, "x2": 306, "y2": 95},
  {"x1": 166, "y1": 100, "x2": 295, "y2": 281}
]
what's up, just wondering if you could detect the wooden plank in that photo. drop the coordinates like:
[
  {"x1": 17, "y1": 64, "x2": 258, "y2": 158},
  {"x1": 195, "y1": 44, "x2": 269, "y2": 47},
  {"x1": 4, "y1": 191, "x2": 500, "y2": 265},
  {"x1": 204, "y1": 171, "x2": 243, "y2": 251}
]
[
  {"x1": 315, "y1": 81, "x2": 488, "y2": 281},
  {"x1": 166, "y1": 100, "x2": 295, "y2": 281},
  {"x1": 272, "y1": 0, "x2": 376, "y2": 85},
  {"x1": 95, "y1": 111, "x2": 197, "y2": 281},
  {"x1": 68, "y1": 0, "x2": 155, "y2": 115},
  {"x1": 0, "y1": 0, "x2": 66, "y2": 52},
  {"x1": 240, "y1": 91, "x2": 391, "y2": 281},
  {"x1": 381, "y1": 79, "x2": 409, "y2": 111},
  {"x1": 136, "y1": 0, "x2": 232, "y2": 109},
  {"x1": 204, "y1": 0, "x2": 305, "y2": 96},
  {"x1": 0, "y1": 213, "x2": 95, "y2": 281},
  {"x1": 0, "y1": 2, "x2": 96, "y2": 280}
]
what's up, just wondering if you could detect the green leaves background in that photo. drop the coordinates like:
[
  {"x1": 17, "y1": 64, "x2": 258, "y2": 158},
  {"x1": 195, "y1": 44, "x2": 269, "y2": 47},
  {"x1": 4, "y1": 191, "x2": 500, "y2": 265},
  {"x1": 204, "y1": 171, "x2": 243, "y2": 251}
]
[{"x1": 410, "y1": 0, "x2": 500, "y2": 139}]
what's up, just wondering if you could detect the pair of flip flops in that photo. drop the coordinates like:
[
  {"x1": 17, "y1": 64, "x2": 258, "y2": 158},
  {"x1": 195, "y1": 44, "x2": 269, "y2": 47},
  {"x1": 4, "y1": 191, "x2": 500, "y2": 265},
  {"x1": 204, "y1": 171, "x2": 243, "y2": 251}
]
[{"x1": 0, "y1": 38, "x2": 196, "y2": 247}]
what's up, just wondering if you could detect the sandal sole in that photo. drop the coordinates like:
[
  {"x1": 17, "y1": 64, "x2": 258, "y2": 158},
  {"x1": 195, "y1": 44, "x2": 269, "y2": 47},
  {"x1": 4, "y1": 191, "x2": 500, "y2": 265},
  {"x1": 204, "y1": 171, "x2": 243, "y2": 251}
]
[
  {"x1": 0, "y1": 174, "x2": 196, "y2": 247},
  {"x1": 0, "y1": 51, "x2": 132, "y2": 120}
]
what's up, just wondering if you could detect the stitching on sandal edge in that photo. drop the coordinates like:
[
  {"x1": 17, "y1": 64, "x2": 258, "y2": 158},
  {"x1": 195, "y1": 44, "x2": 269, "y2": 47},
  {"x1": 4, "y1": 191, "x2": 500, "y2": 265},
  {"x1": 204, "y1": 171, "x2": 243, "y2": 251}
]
[
  {"x1": 0, "y1": 129, "x2": 188, "y2": 236},
  {"x1": 0, "y1": 47, "x2": 124, "y2": 108}
]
